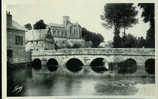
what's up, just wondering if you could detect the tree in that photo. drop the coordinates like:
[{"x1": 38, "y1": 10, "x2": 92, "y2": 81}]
[
  {"x1": 24, "y1": 23, "x2": 32, "y2": 30},
  {"x1": 136, "y1": 36, "x2": 145, "y2": 48},
  {"x1": 82, "y1": 27, "x2": 104, "y2": 48},
  {"x1": 121, "y1": 34, "x2": 137, "y2": 48},
  {"x1": 33, "y1": 19, "x2": 47, "y2": 29},
  {"x1": 138, "y1": 3, "x2": 155, "y2": 48},
  {"x1": 91, "y1": 33, "x2": 104, "y2": 48},
  {"x1": 82, "y1": 28, "x2": 92, "y2": 41},
  {"x1": 101, "y1": 3, "x2": 138, "y2": 48}
]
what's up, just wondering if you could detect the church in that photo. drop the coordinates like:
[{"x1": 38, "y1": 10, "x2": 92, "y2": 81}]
[{"x1": 48, "y1": 16, "x2": 82, "y2": 41}]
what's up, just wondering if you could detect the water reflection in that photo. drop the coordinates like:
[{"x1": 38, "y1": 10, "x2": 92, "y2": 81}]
[
  {"x1": 7, "y1": 62, "x2": 155, "y2": 96},
  {"x1": 24, "y1": 75, "x2": 155, "y2": 96}
]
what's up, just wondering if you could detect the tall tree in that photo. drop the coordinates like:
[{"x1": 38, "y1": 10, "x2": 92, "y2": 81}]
[
  {"x1": 138, "y1": 3, "x2": 155, "y2": 48},
  {"x1": 33, "y1": 19, "x2": 47, "y2": 29},
  {"x1": 24, "y1": 23, "x2": 32, "y2": 30},
  {"x1": 101, "y1": 3, "x2": 138, "y2": 48}
]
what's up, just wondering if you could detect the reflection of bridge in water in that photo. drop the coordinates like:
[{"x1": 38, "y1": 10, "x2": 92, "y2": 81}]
[{"x1": 31, "y1": 48, "x2": 155, "y2": 76}]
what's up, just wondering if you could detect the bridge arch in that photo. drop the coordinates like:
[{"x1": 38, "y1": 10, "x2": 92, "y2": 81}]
[
  {"x1": 90, "y1": 58, "x2": 108, "y2": 73},
  {"x1": 118, "y1": 58, "x2": 137, "y2": 74},
  {"x1": 47, "y1": 58, "x2": 58, "y2": 72},
  {"x1": 145, "y1": 58, "x2": 155, "y2": 74},
  {"x1": 65, "y1": 58, "x2": 84, "y2": 73},
  {"x1": 32, "y1": 58, "x2": 42, "y2": 70}
]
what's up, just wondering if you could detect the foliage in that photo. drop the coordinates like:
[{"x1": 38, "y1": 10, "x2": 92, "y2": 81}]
[
  {"x1": 118, "y1": 34, "x2": 145, "y2": 48},
  {"x1": 102, "y1": 3, "x2": 138, "y2": 29},
  {"x1": 101, "y1": 3, "x2": 138, "y2": 47},
  {"x1": 136, "y1": 36, "x2": 145, "y2": 48},
  {"x1": 99, "y1": 41, "x2": 113, "y2": 48},
  {"x1": 24, "y1": 23, "x2": 32, "y2": 30},
  {"x1": 54, "y1": 40, "x2": 84, "y2": 49},
  {"x1": 72, "y1": 43, "x2": 82, "y2": 48},
  {"x1": 113, "y1": 35, "x2": 122, "y2": 48},
  {"x1": 121, "y1": 34, "x2": 137, "y2": 48},
  {"x1": 138, "y1": 3, "x2": 154, "y2": 23},
  {"x1": 82, "y1": 28, "x2": 104, "y2": 48},
  {"x1": 92, "y1": 33, "x2": 104, "y2": 48},
  {"x1": 138, "y1": 3, "x2": 155, "y2": 48},
  {"x1": 145, "y1": 28, "x2": 155, "y2": 48},
  {"x1": 33, "y1": 19, "x2": 47, "y2": 29}
]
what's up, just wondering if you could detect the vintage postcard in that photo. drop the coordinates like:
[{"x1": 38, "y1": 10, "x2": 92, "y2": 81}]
[{"x1": 2, "y1": 0, "x2": 158, "y2": 99}]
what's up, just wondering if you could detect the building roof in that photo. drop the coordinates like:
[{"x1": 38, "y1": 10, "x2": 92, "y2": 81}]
[
  {"x1": 7, "y1": 20, "x2": 26, "y2": 31},
  {"x1": 48, "y1": 23, "x2": 64, "y2": 28}
]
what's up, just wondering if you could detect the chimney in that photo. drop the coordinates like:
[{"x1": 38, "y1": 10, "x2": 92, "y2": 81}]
[{"x1": 7, "y1": 11, "x2": 12, "y2": 27}]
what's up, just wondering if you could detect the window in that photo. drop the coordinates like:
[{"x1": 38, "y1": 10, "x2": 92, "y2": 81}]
[
  {"x1": 15, "y1": 36, "x2": 23, "y2": 45},
  {"x1": 7, "y1": 49, "x2": 13, "y2": 58}
]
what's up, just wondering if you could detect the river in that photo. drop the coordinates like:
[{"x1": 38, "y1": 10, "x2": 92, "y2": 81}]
[
  {"x1": 23, "y1": 74, "x2": 155, "y2": 96},
  {"x1": 7, "y1": 62, "x2": 155, "y2": 96}
]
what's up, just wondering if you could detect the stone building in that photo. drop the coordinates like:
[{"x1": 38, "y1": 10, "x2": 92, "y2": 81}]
[
  {"x1": 7, "y1": 12, "x2": 28, "y2": 64},
  {"x1": 25, "y1": 29, "x2": 55, "y2": 51}
]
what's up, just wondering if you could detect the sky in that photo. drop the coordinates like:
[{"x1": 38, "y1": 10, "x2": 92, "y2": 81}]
[{"x1": 6, "y1": 0, "x2": 150, "y2": 41}]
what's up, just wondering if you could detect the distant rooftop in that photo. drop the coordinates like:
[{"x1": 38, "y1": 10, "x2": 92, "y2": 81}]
[
  {"x1": 7, "y1": 20, "x2": 26, "y2": 31},
  {"x1": 7, "y1": 11, "x2": 25, "y2": 31}
]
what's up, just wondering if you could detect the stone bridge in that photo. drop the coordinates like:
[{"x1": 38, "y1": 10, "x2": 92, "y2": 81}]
[{"x1": 31, "y1": 48, "x2": 155, "y2": 76}]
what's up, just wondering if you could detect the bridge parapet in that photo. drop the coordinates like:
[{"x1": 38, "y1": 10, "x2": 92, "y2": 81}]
[{"x1": 32, "y1": 48, "x2": 155, "y2": 56}]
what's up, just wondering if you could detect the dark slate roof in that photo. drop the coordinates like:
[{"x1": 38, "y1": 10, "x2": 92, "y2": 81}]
[{"x1": 7, "y1": 20, "x2": 26, "y2": 31}]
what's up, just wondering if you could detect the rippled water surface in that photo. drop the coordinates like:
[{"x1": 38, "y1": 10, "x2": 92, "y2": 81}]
[{"x1": 23, "y1": 74, "x2": 155, "y2": 96}]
